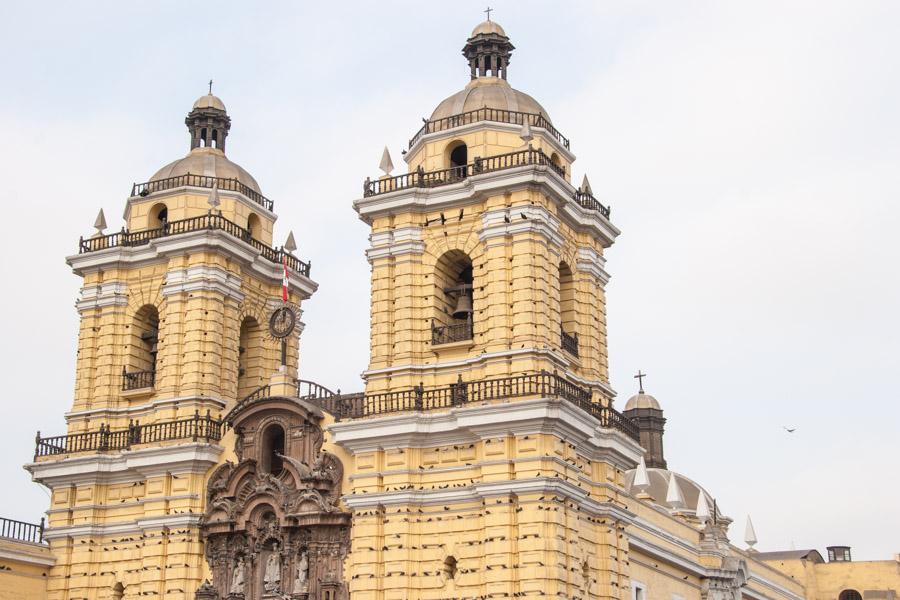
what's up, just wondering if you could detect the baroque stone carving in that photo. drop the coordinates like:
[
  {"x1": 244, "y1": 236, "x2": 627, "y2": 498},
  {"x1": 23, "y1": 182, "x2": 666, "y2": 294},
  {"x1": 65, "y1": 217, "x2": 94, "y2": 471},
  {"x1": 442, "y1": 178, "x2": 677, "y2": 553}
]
[{"x1": 196, "y1": 395, "x2": 350, "y2": 600}]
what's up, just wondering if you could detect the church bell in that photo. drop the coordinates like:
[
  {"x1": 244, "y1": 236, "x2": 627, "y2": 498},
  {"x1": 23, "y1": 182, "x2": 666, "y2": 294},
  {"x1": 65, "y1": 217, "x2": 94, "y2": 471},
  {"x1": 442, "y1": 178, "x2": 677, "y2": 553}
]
[{"x1": 452, "y1": 291, "x2": 473, "y2": 320}]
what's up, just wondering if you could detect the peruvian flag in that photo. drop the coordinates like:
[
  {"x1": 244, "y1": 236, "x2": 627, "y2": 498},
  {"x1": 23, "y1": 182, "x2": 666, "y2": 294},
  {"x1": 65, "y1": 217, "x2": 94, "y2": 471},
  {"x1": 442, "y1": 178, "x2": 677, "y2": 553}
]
[{"x1": 281, "y1": 256, "x2": 289, "y2": 303}]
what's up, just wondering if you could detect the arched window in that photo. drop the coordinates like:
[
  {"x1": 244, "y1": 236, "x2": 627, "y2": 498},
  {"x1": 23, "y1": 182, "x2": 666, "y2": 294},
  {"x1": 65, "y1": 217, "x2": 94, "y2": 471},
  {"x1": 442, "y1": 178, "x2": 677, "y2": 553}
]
[
  {"x1": 432, "y1": 250, "x2": 474, "y2": 345},
  {"x1": 559, "y1": 262, "x2": 578, "y2": 356},
  {"x1": 247, "y1": 213, "x2": 261, "y2": 241},
  {"x1": 260, "y1": 424, "x2": 285, "y2": 475},
  {"x1": 237, "y1": 317, "x2": 264, "y2": 399},
  {"x1": 211, "y1": 129, "x2": 218, "y2": 148},
  {"x1": 443, "y1": 556, "x2": 458, "y2": 582},
  {"x1": 447, "y1": 141, "x2": 468, "y2": 179},
  {"x1": 839, "y1": 591, "x2": 862, "y2": 600},
  {"x1": 199, "y1": 127, "x2": 208, "y2": 147},
  {"x1": 149, "y1": 203, "x2": 168, "y2": 229},
  {"x1": 124, "y1": 304, "x2": 159, "y2": 390}
]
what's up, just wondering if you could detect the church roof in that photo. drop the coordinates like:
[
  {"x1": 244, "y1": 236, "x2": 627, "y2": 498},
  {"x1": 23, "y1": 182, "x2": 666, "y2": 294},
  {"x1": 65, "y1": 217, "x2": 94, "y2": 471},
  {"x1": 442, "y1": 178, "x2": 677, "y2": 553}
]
[
  {"x1": 754, "y1": 550, "x2": 826, "y2": 563},
  {"x1": 150, "y1": 147, "x2": 262, "y2": 194},
  {"x1": 624, "y1": 392, "x2": 661, "y2": 411},
  {"x1": 624, "y1": 467, "x2": 721, "y2": 517},
  {"x1": 430, "y1": 77, "x2": 551, "y2": 122},
  {"x1": 192, "y1": 93, "x2": 226, "y2": 111},
  {"x1": 471, "y1": 19, "x2": 506, "y2": 37}
]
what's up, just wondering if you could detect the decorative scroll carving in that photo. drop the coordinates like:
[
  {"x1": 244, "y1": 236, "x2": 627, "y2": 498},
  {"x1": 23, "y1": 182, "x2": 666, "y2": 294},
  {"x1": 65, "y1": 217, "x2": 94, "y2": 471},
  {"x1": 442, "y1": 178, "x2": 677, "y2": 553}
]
[{"x1": 196, "y1": 395, "x2": 350, "y2": 600}]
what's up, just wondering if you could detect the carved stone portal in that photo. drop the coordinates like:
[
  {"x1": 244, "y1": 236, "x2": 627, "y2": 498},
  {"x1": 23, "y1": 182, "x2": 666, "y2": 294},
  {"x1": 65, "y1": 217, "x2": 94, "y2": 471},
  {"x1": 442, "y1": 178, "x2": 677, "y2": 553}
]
[{"x1": 197, "y1": 395, "x2": 350, "y2": 600}]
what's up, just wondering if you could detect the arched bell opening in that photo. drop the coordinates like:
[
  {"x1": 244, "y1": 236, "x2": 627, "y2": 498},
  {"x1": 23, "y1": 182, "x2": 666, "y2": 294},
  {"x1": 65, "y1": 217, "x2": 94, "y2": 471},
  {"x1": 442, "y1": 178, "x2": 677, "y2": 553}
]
[
  {"x1": 149, "y1": 202, "x2": 168, "y2": 230},
  {"x1": 211, "y1": 128, "x2": 219, "y2": 149},
  {"x1": 446, "y1": 140, "x2": 468, "y2": 180},
  {"x1": 237, "y1": 316, "x2": 264, "y2": 399},
  {"x1": 558, "y1": 261, "x2": 578, "y2": 356},
  {"x1": 260, "y1": 424, "x2": 286, "y2": 475},
  {"x1": 433, "y1": 250, "x2": 474, "y2": 345},
  {"x1": 124, "y1": 304, "x2": 160, "y2": 390},
  {"x1": 247, "y1": 213, "x2": 261, "y2": 241}
]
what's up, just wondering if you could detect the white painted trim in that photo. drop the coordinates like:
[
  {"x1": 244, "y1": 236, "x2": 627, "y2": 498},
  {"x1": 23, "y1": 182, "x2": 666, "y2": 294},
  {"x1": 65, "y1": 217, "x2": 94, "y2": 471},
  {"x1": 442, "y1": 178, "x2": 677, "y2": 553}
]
[
  {"x1": 44, "y1": 493, "x2": 200, "y2": 514},
  {"x1": 0, "y1": 546, "x2": 55, "y2": 567},
  {"x1": 406, "y1": 120, "x2": 576, "y2": 165},
  {"x1": 479, "y1": 204, "x2": 565, "y2": 248},
  {"x1": 744, "y1": 573, "x2": 806, "y2": 600},
  {"x1": 162, "y1": 265, "x2": 245, "y2": 301},
  {"x1": 628, "y1": 533, "x2": 707, "y2": 577},
  {"x1": 76, "y1": 281, "x2": 129, "y2": 313},
  {"x1": 64, "y1": 395, "x2": 228, "y2": 420},
  {"x1": 25, "y1": 443, "x2": 222, "y2": 487},
  {"x1": 352, "y1": 167, "x2": 619, "y2": 248},
  {"x1": 576, "y1": 246, "x2": 611, "y2": 286},
  {"x1": 66, "y1": 229, "x2": 318, "y2": 300},
  {"x1": 327, "y1": 397, "x2": 643, "y2": 465},
  {"x1": 42, "y1": 514, "x2": 203, "y2": 541}
]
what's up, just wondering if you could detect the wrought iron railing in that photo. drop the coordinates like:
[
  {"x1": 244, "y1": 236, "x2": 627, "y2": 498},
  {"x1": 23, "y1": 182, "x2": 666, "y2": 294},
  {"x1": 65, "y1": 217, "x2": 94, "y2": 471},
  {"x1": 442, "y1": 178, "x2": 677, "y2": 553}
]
[
  {"x1": 432, "y1": 321, "x2": 474, "y2": 345},
  {"x1": 561, "y1": 330, "x2": 579, "y2": 357},
  {"x1": 409, "y1": 108, "x2": 570, "y2": 150},
  {"x1": 0, "y1": 517, "x2": 44, "y2": 544},
  {"x1": 363, "y1": 148, "x2": 565, "y2": 197},
  {"x1": 122, "y1": 368, "x2": 155, "y2": 390},
  {"x1": 573, "y1": 190, "x2": 611, "y2": 219},
  {"x1": 131, "y1": 174, "x2": 274, "y2": 212},
  {"x1": 78, "y1": 213, "x2": 311, "y2": 277},
  {"x1": 33, "y1": 411, "x2": 223, "y2": 459}
]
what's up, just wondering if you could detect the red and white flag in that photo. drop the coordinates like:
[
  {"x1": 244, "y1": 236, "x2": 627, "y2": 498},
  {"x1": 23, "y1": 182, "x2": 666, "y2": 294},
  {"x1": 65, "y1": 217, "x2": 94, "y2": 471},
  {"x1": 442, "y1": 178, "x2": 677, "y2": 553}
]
[{"x1": 281, "y1": 257, "x2": 289, "y2": 303}]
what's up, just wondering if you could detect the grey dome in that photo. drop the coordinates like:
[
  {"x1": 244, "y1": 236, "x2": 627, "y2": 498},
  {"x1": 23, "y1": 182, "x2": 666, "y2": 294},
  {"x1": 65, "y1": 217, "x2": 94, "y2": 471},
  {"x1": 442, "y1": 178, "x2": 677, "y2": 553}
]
[
  {"x1": 192, "y1": 93, "x2": 226, "y2": 111},
  {"x1": 150, "y1": 147, "x2": 261, "y2": 194},
  {"x1": 624, "y1": 392, "x2": 661, "y2": 411},
  {"x1": 430, "y1": 77, "x2": 551, "y2": 122},
  {"x1": 624, "y1": 467, "x2": 718, "y2": 514}
]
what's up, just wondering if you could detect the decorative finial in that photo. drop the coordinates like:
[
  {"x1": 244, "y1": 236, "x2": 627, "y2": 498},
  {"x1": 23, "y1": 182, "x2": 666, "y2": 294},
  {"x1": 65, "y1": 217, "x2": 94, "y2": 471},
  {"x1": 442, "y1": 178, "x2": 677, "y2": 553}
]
[
  {"x1": 519, "y1": 119, "x2": 533, "y2": 144},
  {"x1": 580, "y1": 174, "x2": 593, "y2": 196},
  {"x1": 665, "y1": 472, "x2": 685, "y2": 509},
  {"x1": 93, "y1": 209, "x2": 107, "y2": 235},
  {"x1": 632, "y1": 456, "x2": 650, "y2": 492},
  {"x1": 207, "y1": 180, "x2": 220, "y2": 212},
  {"x1": 208, "y1": 79, "x2": 213, "y2": 95},
  {"x1": 284, "y1": 231, "x2": 298, "y2": 254},
  {"x1": 634, "y1": 370, "x2": 647, "y2": 394},
  {"x1": 695, "y1": 492, "x2": 711, "y2": 524},
  {"x1": 484, "y1": 6, "x2": 493, "y2": 21},
  {"x1": 745, "y1": 515, "x2": 758, "y2": 550},
  {"x1": 379, "y1": 146, "x2": 394, "y2": 176}
]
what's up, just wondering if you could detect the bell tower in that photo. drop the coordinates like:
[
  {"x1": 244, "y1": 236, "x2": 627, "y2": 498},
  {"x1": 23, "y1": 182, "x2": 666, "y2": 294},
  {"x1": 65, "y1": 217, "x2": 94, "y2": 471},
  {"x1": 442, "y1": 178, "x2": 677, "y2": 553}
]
[
  {"x1": 27, "y1": 92, "x2": 317, "y2": 599},
  {"x1": 333, "y1": 19, "x2": 645, "y2": 600}
]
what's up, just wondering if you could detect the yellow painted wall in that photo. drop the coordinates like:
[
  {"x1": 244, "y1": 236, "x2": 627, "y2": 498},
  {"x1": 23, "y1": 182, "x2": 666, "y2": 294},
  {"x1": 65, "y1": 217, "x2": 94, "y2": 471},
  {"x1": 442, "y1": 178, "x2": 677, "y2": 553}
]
[{"x1": 0, "y1": 537, "x2": 51, "y2": 600}]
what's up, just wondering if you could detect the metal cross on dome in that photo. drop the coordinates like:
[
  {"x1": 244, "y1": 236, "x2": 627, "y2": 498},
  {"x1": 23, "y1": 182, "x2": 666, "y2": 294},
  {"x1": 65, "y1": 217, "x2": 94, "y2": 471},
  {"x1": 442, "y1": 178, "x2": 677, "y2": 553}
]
[
  {"x1": 208, "y1": 79, "x2": 213, "y2": 94},
  {"x1": 484, "y1": 6, "x2": 493, "y2": 21},
  {"x1": 634, "y1": 370, "x2": 647, "y2": 393}
]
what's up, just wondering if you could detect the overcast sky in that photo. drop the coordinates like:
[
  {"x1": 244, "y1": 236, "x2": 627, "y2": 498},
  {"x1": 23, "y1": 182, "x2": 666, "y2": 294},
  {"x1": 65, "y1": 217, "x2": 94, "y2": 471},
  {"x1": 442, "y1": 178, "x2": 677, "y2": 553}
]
[{"x1": 0, "y1": 1, "x2": 897, "y2": 560}]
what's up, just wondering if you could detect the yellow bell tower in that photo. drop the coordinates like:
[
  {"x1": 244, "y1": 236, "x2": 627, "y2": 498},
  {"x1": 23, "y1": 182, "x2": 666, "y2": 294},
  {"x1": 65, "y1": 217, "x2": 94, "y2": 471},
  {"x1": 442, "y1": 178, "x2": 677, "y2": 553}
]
[
  {"x1": 331, "y1": 19, "x2": 645, "y2": 600},
  {"x1": 26, "y1": 92, "x2": 317, "y2": 599}
]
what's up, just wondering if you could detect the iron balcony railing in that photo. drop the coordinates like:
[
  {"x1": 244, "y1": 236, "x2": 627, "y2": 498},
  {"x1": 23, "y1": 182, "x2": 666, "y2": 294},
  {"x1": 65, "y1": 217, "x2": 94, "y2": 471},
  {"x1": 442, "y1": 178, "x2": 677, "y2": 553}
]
[
  {"x1": 0, "y1": 517, "x2": 44, "y2": 544},
  {"x1": 131, "y1": 174, "x2": 274, "y2": 212},
  {"x1": 227, "y1": 372, "x2": 638, "y2": 442},
  {"x1": 561, "y1": 329, "x2": 579, "y2": 357},
  {"x1": 432, "y1": 321, "x2": 474, "y2": 346},
  {"x1": 363, "y1": 148, "x2": 566, "y2": 197},
  {"x1": 34, "y1": 411, "x2": 223, "y2": 459},
  {"x1": 573, "y1": 190, "x2": 611, "y2": 219},
  {"x1": 78, "y1": 213, "x2": 311, "y2": 277},
  {"x1": 409, "y1": 108, "x2": 570, "y2": 150},
  {"x1": 122, "y1": 368, "x2": 155, "y2": 391}
]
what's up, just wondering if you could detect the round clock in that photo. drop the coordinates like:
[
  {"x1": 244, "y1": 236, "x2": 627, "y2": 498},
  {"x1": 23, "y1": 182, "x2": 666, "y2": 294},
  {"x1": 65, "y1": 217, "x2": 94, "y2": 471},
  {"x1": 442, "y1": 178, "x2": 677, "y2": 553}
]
[{"x1": 268, "y1": 306, "x2": 296, "y2": 339}]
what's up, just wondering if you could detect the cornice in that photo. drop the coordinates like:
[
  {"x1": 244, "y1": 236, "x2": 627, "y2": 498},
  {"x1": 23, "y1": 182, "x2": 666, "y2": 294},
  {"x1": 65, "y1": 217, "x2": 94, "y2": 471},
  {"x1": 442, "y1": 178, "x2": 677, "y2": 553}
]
[
  {"x1": 42, "y1": 513, "x2": 203, "y2": 541},
  {"x1": 25, "y1": 443, "x2": 223, "y2": 488},
  {"x1": 162, "y1": 264, "x2": 245, "y2": 301},
  {"x1": 352, "y1": 167, "x2": 619, "y2": 248},
  {"x1": 64, "y1": 394, "x2": 228, "y2": 421},
  {"x1": 327, "y1": 397, "x2": 643, "y2": 467},
  {"x1": 479, "y1": 204, "x2": 565, "y2": 248},
  {"x1": 76, "y1": 281, "x2": 129, "y2": 313},
  {"x1": 65, "y1": 229, "x2": 317, "y2": 300},
  {"x1": 0, "y1": 546, "x2": 55, "y2": 567}
]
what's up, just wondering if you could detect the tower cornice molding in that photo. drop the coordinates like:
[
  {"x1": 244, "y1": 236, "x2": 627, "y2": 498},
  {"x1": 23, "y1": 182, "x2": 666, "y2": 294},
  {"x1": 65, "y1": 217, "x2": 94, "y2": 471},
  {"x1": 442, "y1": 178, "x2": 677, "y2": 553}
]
[
  {"x1": 66, "y1": 229, "x2": 318, "y2": 299},
  {"x1": 64, "y1": 394, "x2": 229, "y2": 421},
  {"x1": 327, "y1": 396, "x2": 642, "y2": 467},
  {"x1": 352, "y1": 166, "x2": 619, "y2": 247},
  {"x1": 161, "y1": 264, "x2": 245, "y2": 301},
  {"x1": 41, "y1": 514, "x2": 204, "y2": 541},
  {"x1": 123, "y1": 185, "x2": 278, "y2": 223}
]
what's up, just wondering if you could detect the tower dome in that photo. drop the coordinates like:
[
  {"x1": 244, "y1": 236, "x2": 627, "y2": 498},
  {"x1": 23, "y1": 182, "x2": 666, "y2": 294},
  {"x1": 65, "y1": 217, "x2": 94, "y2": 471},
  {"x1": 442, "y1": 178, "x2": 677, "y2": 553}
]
[
  {"x1": 147, "y1": 92, "x2": 262, "y2": 195},
  {"x1": 624, "y1": 391, "x2": 661, "y2": 411},
  {"x1": 429, "y1": 19, "x2": 551, "y2": 122}
]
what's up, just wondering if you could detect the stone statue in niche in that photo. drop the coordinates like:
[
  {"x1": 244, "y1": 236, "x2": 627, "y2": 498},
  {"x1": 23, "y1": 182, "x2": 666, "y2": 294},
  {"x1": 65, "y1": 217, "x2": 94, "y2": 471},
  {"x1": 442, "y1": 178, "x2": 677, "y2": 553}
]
[
  {"x1": 294, "y1": 551, "x2": 309, "y2": 594},
  {"x1": 230, "y1": 555, "x2": 246, "y2": 595},
  {"x1": 263, "y1": 543, "x2": 282, "y2": 593}
]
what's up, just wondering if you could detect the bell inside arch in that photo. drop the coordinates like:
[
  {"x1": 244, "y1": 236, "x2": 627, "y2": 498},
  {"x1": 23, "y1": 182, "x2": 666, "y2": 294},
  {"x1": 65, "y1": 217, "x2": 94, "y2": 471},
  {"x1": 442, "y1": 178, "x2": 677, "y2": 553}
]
[{"x1": 452, "y1": 291, "x2": 473, "y2": 320}]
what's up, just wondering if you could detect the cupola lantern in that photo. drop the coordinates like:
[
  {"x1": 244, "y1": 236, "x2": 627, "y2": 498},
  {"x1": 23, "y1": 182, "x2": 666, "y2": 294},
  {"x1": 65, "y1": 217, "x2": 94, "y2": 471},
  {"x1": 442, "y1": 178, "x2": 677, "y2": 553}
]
[
  {"x1": 185, "y1": 92, "x2": 231, "y2": 152},
  {"x1": 462, "y1": 19, "x2": 515, "y2": 79}
]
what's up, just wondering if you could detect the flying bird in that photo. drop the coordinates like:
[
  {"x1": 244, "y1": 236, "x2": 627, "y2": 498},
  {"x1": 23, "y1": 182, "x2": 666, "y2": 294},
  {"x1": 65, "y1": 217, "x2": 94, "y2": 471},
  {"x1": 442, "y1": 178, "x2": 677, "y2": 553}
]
[{"x1": 783, "y1": 426, "x2": 797, "y2": 433}]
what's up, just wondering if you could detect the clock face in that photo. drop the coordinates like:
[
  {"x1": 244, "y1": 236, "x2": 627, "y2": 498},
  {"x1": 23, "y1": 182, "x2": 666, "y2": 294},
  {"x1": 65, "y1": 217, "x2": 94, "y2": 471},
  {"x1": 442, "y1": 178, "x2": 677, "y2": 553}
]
[{"x1": 268, "y1": 306, "x2": 296, "y2": 339}]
